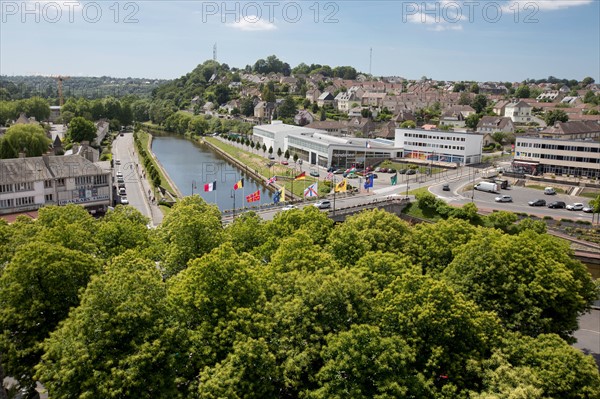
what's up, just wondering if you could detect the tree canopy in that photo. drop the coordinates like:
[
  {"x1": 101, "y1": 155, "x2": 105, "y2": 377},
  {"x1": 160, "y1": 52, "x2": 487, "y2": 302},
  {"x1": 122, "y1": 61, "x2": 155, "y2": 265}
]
[
  {"x1": 0, "y1": 123, "x2": 51, "y2": 159},
  {"x1": 67, "y1": 116, "x2": 97, "y2": 143},
  {"x1": 0, "y1": 201, "x2": 598, "y2": 398}
]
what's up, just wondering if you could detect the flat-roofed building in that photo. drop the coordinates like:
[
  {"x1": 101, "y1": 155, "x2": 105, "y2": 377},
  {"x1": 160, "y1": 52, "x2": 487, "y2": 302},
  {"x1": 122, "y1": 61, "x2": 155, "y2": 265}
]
[
  {"x1": 395, "y1": 127, "x2": 483, "y2": 165},
  {"x1": 513, "y1": 135, "x2": 600, "y2": 178}
]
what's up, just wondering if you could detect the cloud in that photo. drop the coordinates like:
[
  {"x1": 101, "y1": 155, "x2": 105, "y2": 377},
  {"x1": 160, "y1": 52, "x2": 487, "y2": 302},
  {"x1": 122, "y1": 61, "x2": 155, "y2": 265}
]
[
  {"x1": 227, "y1": 17, "x2": 277, "y2": 31},
  {"x1": 430, "y1": 24, "x2": 463, "y2": 32},
  {"x1": 404, "y1": 0, "x2": 465, "y2": 31}
]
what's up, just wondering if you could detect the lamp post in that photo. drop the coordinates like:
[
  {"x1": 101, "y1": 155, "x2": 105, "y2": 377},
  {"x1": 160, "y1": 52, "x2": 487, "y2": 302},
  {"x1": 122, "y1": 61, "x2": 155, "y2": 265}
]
[
  {"x1": 332, "y1": 175, "x2": 336, "y2": 217},
  {"x1": 191, "y1": 180, "x2": 196, "y2": 196},
  {"x1": 231, "y1": 189, "x2": 236, "y2": 219}
]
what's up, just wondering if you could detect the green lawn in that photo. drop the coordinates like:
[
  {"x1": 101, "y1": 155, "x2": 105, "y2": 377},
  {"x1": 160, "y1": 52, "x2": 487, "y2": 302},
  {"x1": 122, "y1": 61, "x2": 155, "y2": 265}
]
[
  {"x1": 204, "y1": 137, "x2": 319, "y2": 198},
  {"x1": 401, "y1": 202, "x2": 443, "y2": 222},
  {"x1": 526, "y1": 184, "x2": 566, "y2": 194}
]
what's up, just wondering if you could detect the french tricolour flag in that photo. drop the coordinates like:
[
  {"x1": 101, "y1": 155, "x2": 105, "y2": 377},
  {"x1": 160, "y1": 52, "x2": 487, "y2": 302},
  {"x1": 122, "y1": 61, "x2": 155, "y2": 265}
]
[{"x1": 204, "y1": 181, "x2": 216, "y2": 192}]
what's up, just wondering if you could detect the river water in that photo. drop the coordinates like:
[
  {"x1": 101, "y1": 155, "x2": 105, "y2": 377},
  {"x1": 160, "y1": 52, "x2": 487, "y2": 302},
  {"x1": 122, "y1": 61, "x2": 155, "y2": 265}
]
[{"x1": 151, "y1": 135, "x2": 274, "y2": 210}]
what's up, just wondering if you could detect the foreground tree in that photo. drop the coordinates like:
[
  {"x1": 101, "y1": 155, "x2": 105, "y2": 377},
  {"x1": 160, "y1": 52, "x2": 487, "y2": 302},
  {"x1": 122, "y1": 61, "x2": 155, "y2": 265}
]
[
  {"x1": 36, "y1": 253, "x2": 180, "y2": 398},
  {"x1": 444, "y1": 229, "x2": 598, "y2": 339},
  {"x1": 0, "y1": 242, "x2": 100, "y2": 396}
]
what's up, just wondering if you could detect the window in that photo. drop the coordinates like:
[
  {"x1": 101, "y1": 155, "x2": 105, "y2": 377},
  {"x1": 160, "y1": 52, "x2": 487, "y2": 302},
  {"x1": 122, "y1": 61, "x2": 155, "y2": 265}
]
[
  {"x1": 44, "y1": 180, "x2": 53, "y2": 189},
  {"x1": 56, "y1": 178, "x2": 65, "y2": 186},
  {"x1": 15, "y1": 196, "x2": 34, "y2": 206},
  {"x1": 45, "y1": 194, "x2": 53, "y2": 202},
  {"x1": 0, "y1": 199, "x2": 14, "y2": 209},
  {"x1": 16, "y1": 182, "x2": 33, "y2": 192},
  {"x1": 0, "y1": 184, "x2": 14, "y2": 193}
]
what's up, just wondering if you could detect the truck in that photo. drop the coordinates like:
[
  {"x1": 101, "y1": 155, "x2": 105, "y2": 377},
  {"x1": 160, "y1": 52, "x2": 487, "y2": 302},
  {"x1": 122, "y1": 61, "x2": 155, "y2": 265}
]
[{"x1": 474, "y1": 181, "x2": 499, "y2": 193}]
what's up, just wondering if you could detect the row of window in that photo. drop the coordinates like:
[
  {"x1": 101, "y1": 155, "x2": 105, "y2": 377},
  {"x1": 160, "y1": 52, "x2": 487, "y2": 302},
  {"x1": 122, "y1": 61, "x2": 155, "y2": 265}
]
[
  {"x1": 404, "y1": 133, "x2": 467, "y2": 142},
  {"x1": 518, "y1": 142, "x2": 599, "y2": 153},
  {"x1": 517, "y1": 152, "x2": 598, "y2": 163},
  {"x1": 0, "y1": 196, "x2": 35, "y2": 209},
  {"x1": 0, "y1": 182, "x2": 34, "y2": 193},
  {"x1": 75, "y1": 175, "x2": 108, "y2": 186},
  {"x1": 406, "y1": 142, "x2": 465, "y2": 151}
]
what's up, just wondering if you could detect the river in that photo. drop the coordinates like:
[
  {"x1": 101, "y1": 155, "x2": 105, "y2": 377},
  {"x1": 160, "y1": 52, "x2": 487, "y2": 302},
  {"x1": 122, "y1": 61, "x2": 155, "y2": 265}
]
[{"x1": 151, "y1": 135, "x2": 274, "y2": 210}]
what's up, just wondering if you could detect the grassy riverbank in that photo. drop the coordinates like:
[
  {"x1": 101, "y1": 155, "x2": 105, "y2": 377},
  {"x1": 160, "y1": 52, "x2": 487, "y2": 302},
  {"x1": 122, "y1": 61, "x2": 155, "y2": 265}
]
[
  {"x1": 136, "y1": 130, "x2": 177, "y2": 196},
  {"x1": 203, "y1": 137, "x2": 319, "y2": 198}
]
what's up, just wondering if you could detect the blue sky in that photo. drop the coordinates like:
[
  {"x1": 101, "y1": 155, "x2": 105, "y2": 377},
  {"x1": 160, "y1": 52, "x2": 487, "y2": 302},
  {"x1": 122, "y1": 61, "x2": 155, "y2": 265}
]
[{"x1": 1, "y1": 0, "x2": 598, "y2": 82}]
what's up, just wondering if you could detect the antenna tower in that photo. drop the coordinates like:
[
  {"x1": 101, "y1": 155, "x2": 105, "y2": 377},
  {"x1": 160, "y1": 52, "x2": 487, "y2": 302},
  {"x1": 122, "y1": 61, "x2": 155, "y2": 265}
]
[{"x1": 369, "y1": 48, "x2": 373, "y2": 76}]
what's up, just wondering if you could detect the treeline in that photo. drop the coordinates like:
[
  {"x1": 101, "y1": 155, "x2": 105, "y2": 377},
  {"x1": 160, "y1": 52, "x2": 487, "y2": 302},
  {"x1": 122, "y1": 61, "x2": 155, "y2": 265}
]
[
  {"x1": 0, "y1": 75, "x2": 169, "y2": 102},
  {"x1": 133, "y1": 131, "x2": 161, "y2": 188},
  {"x1": 0, "y1": 97, "x2": 50, "y2": 126},
  {"x1": 154, "y1": 110, "x2": 253, "y2": 136},
  {"x1": 0, "y1": 200, "x2": 598, "y2": 398}
]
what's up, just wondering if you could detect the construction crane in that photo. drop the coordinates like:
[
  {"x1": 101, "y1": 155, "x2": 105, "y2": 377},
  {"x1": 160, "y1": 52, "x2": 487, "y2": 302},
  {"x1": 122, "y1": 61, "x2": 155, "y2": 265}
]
[{"x1": 51, "y1": 75, "x2": 70, "y2": 107}]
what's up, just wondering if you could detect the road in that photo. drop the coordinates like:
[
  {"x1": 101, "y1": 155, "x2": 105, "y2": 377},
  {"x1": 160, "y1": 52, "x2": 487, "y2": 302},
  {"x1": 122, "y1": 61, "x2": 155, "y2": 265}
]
[{"x1": 111, "y1": 132, "x2": 163, "y2": 226}]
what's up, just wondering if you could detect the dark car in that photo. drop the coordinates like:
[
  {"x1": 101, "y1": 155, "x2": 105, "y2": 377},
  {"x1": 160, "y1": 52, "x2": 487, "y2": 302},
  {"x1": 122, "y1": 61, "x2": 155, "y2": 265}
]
[
  {"x1": 387, "y1": 168, "x2": 396, "y2": 173},
  {"x1": 528, "y1": 199, "x2": 546, "y2": 207},
  {"x1": 406, "y1": 169, "x2": 417, "y2": 175},
  {"x1": 327, "y1": 166, "x2": 336, "y2": 173},
  {"x1": 548, "y1": 201, "x2": 566, "y2": 209},
  {"x1": 398, "y1": 169, "x2": 407, "y2": 174},
  {"x1": 442, "y1": 184, "x2": 450, "y2": 191}
]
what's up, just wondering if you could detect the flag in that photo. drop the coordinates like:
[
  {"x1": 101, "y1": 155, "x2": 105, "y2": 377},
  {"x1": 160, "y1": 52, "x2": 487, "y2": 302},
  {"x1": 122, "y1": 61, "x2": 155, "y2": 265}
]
[
  {"x1": 364, "y1": 174, "x2": 373, "y2": 189},
  {"x1": 366, "y1": 141, "x2": 371, "y2": 149},
  {"x1": 304, "y1": 182, "x2": 318, "y2": 198},
  {"x1": 234, "y1": 179, "x2": 244, "y2": 190},
  {"x1": 334, "y1": 179, "x2": 347, "y2": 193},
  {"x1": 294, "y1": 172, "x2": 306, "y2": 181},
  {"x1": 280, "y1": 187, "x2": 285, "y2": 202},
  {"x1": 390, "y1": 174, "x2": 398, "y2": 186},
  {"x1": 266, "y1": 176, "x2": 277, "y2": 185},
  {"x1": 245, "y1": 190, "x2": 260, "y2": 203},
  {"x1": 204, "y1": 181, "x2": 216, "y2": 192},
  {"x1": 273, "y1": 189, "x2": 281, "y2": 204}
]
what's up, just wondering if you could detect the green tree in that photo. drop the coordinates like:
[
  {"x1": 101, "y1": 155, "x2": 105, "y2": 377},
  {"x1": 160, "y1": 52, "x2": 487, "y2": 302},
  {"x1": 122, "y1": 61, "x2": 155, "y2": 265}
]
[
  {"x1": 158, "y1": 195, "x2": 223, "y2": 277},
  {"x1": 544, "y1": 109, "x2": 569, "y2": 126},
  {"x1": 471, "y1": 94, "x2": 488, "y2": 114},
  {"x1": 0, "y1": 242, "x2": 100, "y2": 395},
  {"x1": 312, "y1": 324, "x2": 431, "y2": 399},
  {"x1": 470, "y1": 83, "x2": 480, "y2": 94},
  {"x1": 475, "y1": 332, "x2": 600, "y2": 399},
  {"x1": 0, "y1": 123, "x2": 51, "y2": 159},
  {"x1": 278, "y1": 96, "x2": 297, "y2": 119},
  {"x1": 458, "y1": 92, "x2": 471, "y2": 105},
  {"x1": 23, "y1": 97, "x2": 50, "y2": 121},
  {"x1": 35, "y1": 254, "x2": 180, "y2": 398},
  {"x1": 515, "y1": 85, "x2": 531, "y2": 99},
  {"x1": 284, "y1": 149, "x2": 290, "y2": 160},
  {"x1": 375, "y1": 274, "x2": 501, "y2": 389},
  {"x1": 67, "y1": 116, "x2": 96, "y2": 143},
  {"x1": 261, "y1": 143, "x2": 267, "y2": 154},
  {"x1": 581, "y1": 76, "x2": 595, "y2": 86},
  {"x1": 465, "y1": 113, "x2": 481, "y2": 130},
  {"x1": 277, "y1": 147, "x2": 282, "y2": 158},
  {"x1": 400, "y1": 120, "x2": 416, "y2": 128},
  {"x1": 444, "y1": 229, "x2": 598, "y2": 339},
  {"x1": 583, "y1": 90, "x2": 599, "y2": 105},
  {"x1": 327, "y1": 209, "x2": 411, "y2": 266}
]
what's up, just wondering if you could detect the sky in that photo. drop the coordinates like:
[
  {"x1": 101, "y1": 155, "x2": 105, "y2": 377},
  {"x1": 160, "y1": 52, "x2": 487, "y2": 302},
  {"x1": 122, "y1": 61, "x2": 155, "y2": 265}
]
[{"x1": 1, "y1": 0, "x2": 599, "y2": 82}]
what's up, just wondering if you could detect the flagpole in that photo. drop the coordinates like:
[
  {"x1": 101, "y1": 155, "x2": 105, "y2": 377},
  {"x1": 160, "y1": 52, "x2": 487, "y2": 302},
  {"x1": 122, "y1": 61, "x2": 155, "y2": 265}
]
[
  {"x1": 242, "y1": 176, "x2": 245, "y2": 211},
  {"x1": 214, "y1": 181, "x2": 217, "y2": 204}
]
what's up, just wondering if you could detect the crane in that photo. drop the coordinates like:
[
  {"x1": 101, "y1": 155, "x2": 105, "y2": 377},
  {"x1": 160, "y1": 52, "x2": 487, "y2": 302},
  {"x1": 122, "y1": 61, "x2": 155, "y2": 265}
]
[{"x1": 51, "y1": 75, "x2": 70, "y2": 107}]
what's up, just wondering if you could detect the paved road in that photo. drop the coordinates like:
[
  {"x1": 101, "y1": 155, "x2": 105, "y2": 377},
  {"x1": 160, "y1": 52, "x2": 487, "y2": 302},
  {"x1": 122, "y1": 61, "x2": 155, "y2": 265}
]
[
  {"x1": 574, "y1": 309, "x2": 600, "y2": 368},
  {"x1": 112, "y1": 132, "x2": 163, "y2": 226}
]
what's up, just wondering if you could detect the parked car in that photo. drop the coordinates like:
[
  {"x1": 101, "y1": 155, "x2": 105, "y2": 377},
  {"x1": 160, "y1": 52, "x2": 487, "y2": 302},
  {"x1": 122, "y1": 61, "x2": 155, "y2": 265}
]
[
  {"x1": 281, "y1": 160, "x2": 289, "y2": 165},
  {"x1": 406, "y1": 169, "x2": 416, "y2": 175},
  {"x1": 583, "y1": 205, "x2": 594, "y2": 213},
  {"x1": 281, "y1": 204, "x2": 298, "y2": 211},
  {"x1": 398, "y1": 169, "x2": 407, "y2": 174},
  {"x1": 547, "y1": 201, "x2": 566, "y2": 209},
  {"x1": 528, "y1": 199, "x2": 546, "y2": 207},
  {"x1": 495, "y1": 195, "x2": 512, "y2": 202},
  {"x1": 115, "y1": 159, "x2": 121, "y2": 165},
  {"x1": 309, "y1": 170, "x2": 319, "y2": 177},
  {"x1": 379, "y1": 167, "x2": 388, "y2": 173},
  {"x1": 544, "y1": 187, "x2": 556, "y2": 195},
  {"x1": 333, "y1": 169, "x2": 344, "y2": 174},
  {"x1": 442, "y1": 184, "x2": 450, "y2": 191},
  {"x1": 388, "y1": 168, "x2": 396, "y2": 173},
  {"x1": 313, "y1": 200, "x2": 331, "y2": 209},
  {"x1": 119, "y1": 187, "x2": 126, "y2": 196},
  {"x1": 327, "y1": 166, "x2": 336, "y2": 172},
  {"x1": 120, "y1": 196, "x2": 129, "y2": 205},
  {"x1": 566, "y1": 203, "x2": 584, "y2": 211},
  {"x1": 374, "y1": 167, "x2": 381, "y2": 172}
]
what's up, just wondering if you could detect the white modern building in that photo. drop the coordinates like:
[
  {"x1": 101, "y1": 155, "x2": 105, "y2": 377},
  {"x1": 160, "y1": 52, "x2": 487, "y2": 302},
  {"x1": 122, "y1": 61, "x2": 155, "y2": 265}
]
[
  {"x1": 394, "y1": 128, "x2": 484, "y2": 165},
  {"x1": 513, "y1": 136, "x2": 600, "y2": 178},
  {"x1": 0, "y1": 154, "x2": 113, "y2": 215},
  {"x1": 252, "y1": 122, "x2": 402, "y2": 168}
]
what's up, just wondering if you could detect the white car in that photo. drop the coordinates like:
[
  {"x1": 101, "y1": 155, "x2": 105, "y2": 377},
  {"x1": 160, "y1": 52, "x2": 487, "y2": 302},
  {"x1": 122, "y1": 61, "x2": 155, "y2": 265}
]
[
  {"x1": 313, "y1": 200, "x2": 331, "y2": 209},
  {"x1": 120, "y1": 196, "x2": 129, "y2": 205},
  {"x1": 494, "y1": 195, "x2": 512, "y2": 203},
  {"x1": 281, "y1": 204, "x2": 298, "y2": 211},
  {"x1": 566, "y1": 203, "x2": 584, "y2": 211}
]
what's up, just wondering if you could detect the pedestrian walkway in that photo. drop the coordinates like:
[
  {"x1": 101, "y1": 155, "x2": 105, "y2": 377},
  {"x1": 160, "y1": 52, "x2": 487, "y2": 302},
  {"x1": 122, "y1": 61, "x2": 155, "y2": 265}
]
[{"x1": 129, "y1": 147, "x2": 164, "y2": 227}]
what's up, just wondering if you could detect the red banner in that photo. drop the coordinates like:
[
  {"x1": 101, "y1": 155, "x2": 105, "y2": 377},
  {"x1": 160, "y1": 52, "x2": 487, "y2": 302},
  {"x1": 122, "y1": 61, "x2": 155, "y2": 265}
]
[{"x1": 245, "y1": 190, "x2": 261, "y2": 203}]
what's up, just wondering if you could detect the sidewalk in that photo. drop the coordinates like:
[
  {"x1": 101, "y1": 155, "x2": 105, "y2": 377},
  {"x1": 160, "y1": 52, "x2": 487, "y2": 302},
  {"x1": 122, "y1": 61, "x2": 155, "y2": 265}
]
[{"x1": 129, "y1": 147, "x2": 164, "y2": 227}]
